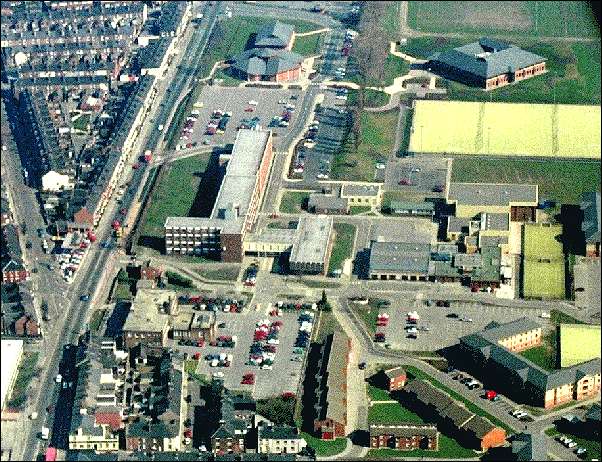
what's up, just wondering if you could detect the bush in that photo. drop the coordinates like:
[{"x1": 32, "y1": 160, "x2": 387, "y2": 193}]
[
  {"x1": 256, "y1": 396, "x2": 296, "y2": 426},
  {"x1": 166, "y1": 271, "x2": 194, "y2": 288}
]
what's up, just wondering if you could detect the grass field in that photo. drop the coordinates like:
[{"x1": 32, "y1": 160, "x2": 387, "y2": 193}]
[
  {"x1": 523, "y1": 328, "x2": 557, "y2": 371},
  {"x1": 402, "y1": 37, "x2": 601, "y2": 106},
  {"x1": 279, "y1": 191, "x2": 310, "y2": 214},
  {"x1": 73, "y1": 113, "x2": 90, "y2": 131},
  {"x1": 139, "y1": 153, "x2": 211, "y2": 240},
  {"x1": 369, "y1": 402, "x2": 425, "y2": 424},
  {"x1": 550, "y1": 309, "x2": 584, "y2": 326},
  {"x1": 522, "y1": 224, "x2": 565, "y2": 299},
  {"x1": 559, "y1": 324, "x2": 601, "y2": 367},
  {"x1": 332, "y1": 110, "x2": 397, "y2": 181},
  {"x1": 408, "y1": 100, "x2": 601, "y2": 158},
  {"x1": 349, "y1": 206, "x2": 371, "y2": 215},
  {"x1": 7, "y1": 352, "x2": 39, "y2": 409},
  {"x1": 451, "y1": 157, "x2": 601, "y2": 205},
  {"x1": 292, "y1": 32, "x2": 324, "y2": 56},
  {"x1": 194, "y1": 266, "x2": 240, "y2": 281},
  {"x1": 300, "y1": 432, "x2": 347, "y2": 457},
  {"x1": 328, "y1": 223, "x2": 357, "y2": 274},
  {"x1": 349, "y1": 54, "x2": 410, "y2": 87},
  {"x1": 367, "y1": 385, "x2": 392, "y2": 401},
  {"x1": 347, "y1": 89, "x2": 390, "y2": 108},
  {"x1": 407, "y1": 1, "x2": 599, "y2": 38}
]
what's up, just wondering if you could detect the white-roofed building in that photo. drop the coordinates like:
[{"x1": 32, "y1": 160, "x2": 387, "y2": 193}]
[{"x1": 1, "y1": 339, "x2": 24, "y2": 411}]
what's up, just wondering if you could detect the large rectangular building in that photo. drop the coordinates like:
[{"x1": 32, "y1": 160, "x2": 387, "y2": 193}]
[
  {"x1": 165, "y1": 129, "x2": 273, "y2": 262},
  {"x1": 460, "y1": 318, "x2": 602, "y2": 409},
  {"x1": 289, "y1": 215, "x2": 333, "y2": 275}
]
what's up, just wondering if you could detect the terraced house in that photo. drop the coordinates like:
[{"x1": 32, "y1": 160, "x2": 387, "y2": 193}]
[
  {"x1": 369, "y1": 423, "x2": 439, "y2": 451},
  {"x1": 460, "y1": 318, "x2": 602, "y2": 409}
]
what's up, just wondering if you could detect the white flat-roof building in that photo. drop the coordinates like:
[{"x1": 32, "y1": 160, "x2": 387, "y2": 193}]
[
  {"x1": 1, "y1": 339, "x2": 24, "y2": 411},
  {"x1": 289, "y1": 215, "x2": 333, "y2": 274}
]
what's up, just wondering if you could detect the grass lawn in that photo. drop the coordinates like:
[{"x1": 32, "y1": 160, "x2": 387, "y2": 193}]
[
  {"x1": 407, "y1": 1, "x2": 599, "y2": 38},
  {"x1": 382, "y1": 1, "x2": 401, "y2": 40},
  {"x1": 544, "y1": 425, "x2": 600, "y2": 461},
  {"x1": 279, "y1": 191, "x2": 310, "y2": 214},
  {"x1": 402, "y1": 37, "x2": 601, "y2": 106},
  {"x1": 451, "y1": 157, "x2": 601, "y2": 205},
  {"x1": 7, "y1": 352, "x2": 40, "y2": 409},
  {"x1": 194, "y1": 266, "x2": 240, "y2": 281},
  {"x1": 522, "y1": 224, "x2": 565, "y2": 299},
  {"x1": 114, "y1": 282, "x2": 132, "y2": 301},
  {"x1": 350, "y1": 54, "x2": 410, "y2": 88},
  {"x1": 519, "y1": 329, "x2": 558, "y2": 371},
  {"x1": 367, "y1": 434, "x2": 476, "y2": 459},
  {"x1": 292, "y1": 33, "x2": 324, "y2": 56},
  {"x1": 300, "y1": 432, "x2": 347, "y2": 457},
  {"x1": 348, "y1": 89, "x2": 390, "y2": 108},
  {"x1": 349, "y1": 206, "x2": 371, "y2": 215},
  {"x1": 351, "y1": 298, "x2": 388, "y2": 336},
  {"x1": 73, "y1": 113, "x2": 90, "y2": 131},
  {"x1": 212, "y1": 68, "x2": 242, "y2": 86},
  {"x1": 139, "y1": 153, "x2": 211, "y2": 240},
  {"x1": 550, "y1": 309, "x2": 584, "y2": 325},
  {"x1": 315, "y1": 310, "x2": 341, "y2": 343},
  {"x1": 88, "y1": 309, "x2": 106, "y2": 333},
  {"x1": 328, "y1": 223, "x2": 357, "y2": 274},
  {"x1": 367, "y1": 385, "x2": 393, "y2": 402},
  {"x1": 332, "y1": 111, "x2": 397, "y2": 181},
  {"x1": 405, "y1": 366, "x2": 514, "y2": 434},
  {"x1": 369, "y1": 402, "x2": 425, "y2": 424}
]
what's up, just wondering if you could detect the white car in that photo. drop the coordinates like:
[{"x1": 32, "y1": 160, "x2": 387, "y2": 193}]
[
  {"x1": 248, "y1": 100, "x2": 258, "y2": 106},
  {"x1": 566, "y1": 441, "x2": 577, "y2": 449}
]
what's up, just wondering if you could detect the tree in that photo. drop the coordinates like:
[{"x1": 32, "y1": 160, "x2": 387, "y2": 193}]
[
  {"x1": 318, "y1": 291, "x2": 332, "y2": 312},
  {"x1": 117, "y1": 268, "x2": 129, "y2": 283}
]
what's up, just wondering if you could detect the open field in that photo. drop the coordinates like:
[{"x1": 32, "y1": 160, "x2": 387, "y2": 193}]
[
  {"x1": 347, "y1": 89, "x2": 390, "y2": 108},
  {"x1": 369, "y1": 402, "x2": 425, "y2": 424},
  {"x1": 559, "y1": 324, "x2": 601, "y2": 367},
  {"x1": 403, "y1": 37, "x2": 601, "y2": 106},
  {"x1": 451, "y1": 157, "x2": 601, "y2": 205},
  {"x1": 279, "y1": 191, "x2": 310, "y2": 214},
  {"x1": 300, "y1": 432, "x2": 347, "y2": 457},
  {"x1": 522, "y1": 224, "x2": 565, "y2": 299},
  {"x1": 332, "y1": 110, "x2": 397, "y2": 181},
  {"x1": 138, "y1": 153, "x2": 211, "y2": 240},
  {"x1": 328, "y1": 223, "x2": 356, "y2": 274},
  {"x1": 408, "y1": 100, "x2": 601, "y2": 158},
  {"x1": 407, "y1": 1, "x2": 599, "y2": 38},
  {"x1": 292, "y1": 33, "x2": 324, "y2": 56},
  {"x1": 194, "y1": 266, "x2": 241, "y2": 281},
  {"x1": 349, "y1": 54, "x2": 410, "y2": 87},
  {"x1": 519, "y1": 330, "x2": 557, "y2": 371}
]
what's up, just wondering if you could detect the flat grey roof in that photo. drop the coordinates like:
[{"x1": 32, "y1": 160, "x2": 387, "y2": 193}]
[
  {"x1": 165, "y1": 129, "x2": 271, "y2": 234},
  {"x1": 369, "y1": 242, "x2": 432, "y2": 274},
  {"x1": 448, "y1": 183, "x2": 538, "y2": 207},
  {"x1": 289, "y1": 215, "x2": 333, "y2": 265},
  {"x1": 123, "y1": 289, "x2": 173, "y2": 333},
  {"x1": 247, "y1": 228, "x2": 297, "y2": 244},
  {"x1": 481, "y1": 212, "x2": 510, "y2": 231},
  {"x1": 341, "y1": 184, "x2": 380, "y2": 197},
  {"x1": 371, "y1": 219, "x2": 437, "y2": 245},
  {"x1": 308, "y1": 193, "x2": 348, "y2": 210}
]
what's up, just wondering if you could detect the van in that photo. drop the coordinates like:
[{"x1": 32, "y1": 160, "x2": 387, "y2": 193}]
[
  {"x1": 540, "y1": 311, "x2": 551, "y2": 319},
  {"x1": 248, "y1": 100, "x2": 258, "y2": 106}
]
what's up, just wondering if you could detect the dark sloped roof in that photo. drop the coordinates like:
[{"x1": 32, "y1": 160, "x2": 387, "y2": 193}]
[
  {"x1": 384, "y1": 366, "x2": 406, "y2": 379},
  {"x1": 429, "y1": 37, "x2": 546, "y2": 79},
  {"x1": 369, "y1": 423, "x2": 438, "y2": 438},
  {"x1": 586, "y1": 403, "x2": 601, "y2": 422},
  {"x1": 232, "y1": 48, "x2": 303, "y2": 77},
  {"x1": 581, "y1": 191, "x2": 601, "y2": 244},
  {"x1": 255, "y1": 21, "x2": 294, "y2": 48},
  {"x1": 512, "y1": 432, "x2": 548, "y2": 461},
  {"x1": 462, "y1": 415, "x2": 496, "y2": 438}
]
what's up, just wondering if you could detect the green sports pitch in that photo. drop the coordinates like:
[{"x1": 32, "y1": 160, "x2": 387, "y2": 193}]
[
  {"x1": 522, "y1": 223, "x2": 565, "y2": 299},
  {"x1": 408, "y1": 100, "x2": 601, "y2": 159},
  {"x1": 559, "y1": 324, "x2": 601, "y2": 367}
]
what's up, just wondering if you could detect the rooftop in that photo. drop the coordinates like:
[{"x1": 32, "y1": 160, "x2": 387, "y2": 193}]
[
  {"x1": 123, "y1": 289, "x2": 173, "y2": 333},
  {"x1": 429, "y1": 37, "x2": 546, "y2": 79},
  {"x1": 448, "y1": 183, "x2": 538, "y2": 207},
  {"x1": 369, "y1": 423, "x2": 438, "y2": 438},
  {"x1": 511, "y1": 432, "x2": 548, "y2": 462},
  {"x1": 369, "y1": 242, "x2": 432, "y2": 275},
  {"x1": 581, "y1": 191, "x2": 601, "y2": 244},
  {"x1": 1, "y1": 339, "x2": 23, "y2": 411},
  {"x1": 232, "y1": 48, "x2": 303, "y2": 77},
  {"x1": 289, "y1": 214, "x2": 333, "y2": 265},
  {"x1": 371, "y1": 218, "x2": 437, "y2": 245},
  {"x1": 308, "y1": 193, "x2": 349, "y2": 211},
  {"x1": 481, "y1": 212, "x2": 510, "y2": 232},
  {"x1": 341, "y1": 184, "x2": 380, "y2": 197},
  {"x1": 255, "y1": 21, "x2": 295, "y2": 48}
]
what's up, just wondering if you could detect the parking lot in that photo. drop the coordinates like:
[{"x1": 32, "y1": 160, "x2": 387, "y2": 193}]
[
  {"x1": 179, "y1": 306, "x2": 313, "y2": 399},
  {"x1": 384, "y1": 155, "x2": 450, "y2": 196},
  {"x1": 181, "y1": 86, "x2": 305, "y2": 151},
  {"x1": 374, "y1": 298, "x2": 554, "y2": 351}
]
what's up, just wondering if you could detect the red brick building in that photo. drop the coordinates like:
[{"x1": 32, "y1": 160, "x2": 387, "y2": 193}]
[
  {"x1": 2, "y1": 259, "x2": 29, "y2": 283},
  {"x1": 370, "y1": 424, "x2": 439, "y2": 450},
  {"x1": 14, "y1": 314, "x2": 40, "y2": 337},
  {"x1": 385, "y1": 367, "x2": 407, "y2": 391},
  {"x1": 313, "y1": 331, "x2": 350, "y2": 439}
]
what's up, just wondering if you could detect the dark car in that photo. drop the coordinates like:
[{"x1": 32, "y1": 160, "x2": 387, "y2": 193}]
[
  {"x1": 358, "y1": 362, "x2": 366, "y2": 370},
  {"x1": 446, "y1": 313, "x2": 459, "y2": 318},
  {"x1": 80, "y1": 295, "x2": 90, "y2": 302}
]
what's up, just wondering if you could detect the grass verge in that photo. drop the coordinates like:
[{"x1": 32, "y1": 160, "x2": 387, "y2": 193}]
[
  {"x1": 279, "y1": 191, "x2": 310, "y2": 214},
  {"x1": 7, "y1": 352, "x2": 40, "y2": 409},
  {"x1": 292, "y1": 33, "x2": 325, "y2": 56},
  {"x1": 300, "y1": 432, "x2": 347, "y2": 457},
  {"x1": 328, "y1": 223, "x2": 357, "y2": 274},
  {"x1": 194, "y1": 266, "x2": 240, "y2": 281}
]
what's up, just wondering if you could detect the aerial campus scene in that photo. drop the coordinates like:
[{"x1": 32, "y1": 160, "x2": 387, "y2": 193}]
[{"x1": 0, "y1": 1, "x2": 600, "y2": 462}]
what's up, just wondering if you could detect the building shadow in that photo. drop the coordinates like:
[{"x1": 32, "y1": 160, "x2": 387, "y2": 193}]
[{"x1": 353, "y1": 248, "x2": 370, "y2": 279}]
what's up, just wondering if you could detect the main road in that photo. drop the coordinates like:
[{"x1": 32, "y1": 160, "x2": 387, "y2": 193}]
[{"x1": 9, "y1": 2, "x2": 223, "y2": 459}]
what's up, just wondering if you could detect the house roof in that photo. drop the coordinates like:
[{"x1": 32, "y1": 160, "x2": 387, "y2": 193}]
[
  {"x1": 255, "y1": 21, "x2": 294, "y2": 48},
  {"x1": 586, "y1": 403, "x2": 601, "y2": 422},
  {"x1": 581, "y1": 191, "x2": 601, "y2": 244},
  {"x1": 448, "y1": 183, "x2": 538, "y2": 207},
  {"x1": 428, "y1": 37, "x2": 546, "y2": 79},
  {"x1": 461, "y1": 414, "x2": 496, "y2": 438},
  {"x1": 289, "y1": 214, "x2": 333, "y2": 266},
  {"x1": 341, "y1": 184, "x2": 380, "y2": 197},
  {"x1": 258, "y1": 425, "x2": 302, "y2": 440},
  {"x1": 512, "y1": 432, "x2": 548, "y2": 461},
  {"x1": 369, "y1": 423, "x2": 438, "y2": 439},
  {"x1": 384, "y1": 366, "x2": 406, "y2": 379},
  {"x1": 308, "y1": 193, "x2": 349, "y2": 211},
  {"x1": 369, "y1": 242, "x2": 432, "y2": 274},
  {"x1": 231, "y1": 47, "x2": 303, "y2": 77}
]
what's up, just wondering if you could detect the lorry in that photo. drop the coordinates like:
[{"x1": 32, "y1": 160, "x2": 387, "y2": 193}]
[
  {"x1": 42, "y1": 239, "x2": 49, "y2": 253},
  {"x1": 144, "y1": 150, "x2": 152, "y2": 162},
  {"x1": 157, "y1": 124, "x2": 164, "y2": 132},
  {"x1": 41, "y1": 426, "x2": 50, "y2": 440}
]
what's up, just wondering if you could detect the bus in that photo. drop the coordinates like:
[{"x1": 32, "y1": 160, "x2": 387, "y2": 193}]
[{"x1": 45, "y1": 447, "x2": 57, "y2": 461}]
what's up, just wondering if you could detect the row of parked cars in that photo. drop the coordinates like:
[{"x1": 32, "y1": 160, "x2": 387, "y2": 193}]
[
  {"x1": 556, "y1": 435, "x2": 588, "y2": 457},
  {"x1": 294, "y1": 311, "x2": 314, "y2": 353},
  {"x1": 248, "y1": 319, "x2": 283, "y2": 369},
  {"x1": 55, "y1": 230, "x2": 96, "y2": 284},
  {"x1": 177, "y1": 295, "x2": 246, "y2": 313}
]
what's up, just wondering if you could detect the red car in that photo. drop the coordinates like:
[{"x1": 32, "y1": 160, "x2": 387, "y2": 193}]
[
  {"x1": 244, "y1": 107, "x2": 254, "y2": 112},
  {"x1": 120, "y1": 208, "x2": 127, "y2": 215},
  {"x1": 485, "y1": 390, "x2": 498, "y2": 400},
  {"x1": 132, "y1": 163, "x2": 140, "y2": 170},
  {"x1": 193, "y1": 352, "x2": 201, "y2": 360},
  {"x1": 398, "y1": 178, "x2": 411, "y2": 185}
]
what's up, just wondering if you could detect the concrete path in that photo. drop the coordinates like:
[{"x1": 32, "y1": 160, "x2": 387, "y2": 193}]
[
  {"x1": 364, "y1": 92, "x2": 400, "y2": 113},
  {"x1": 295, "y1": 28, "x2": 330, "y2": 37}
]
